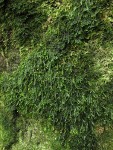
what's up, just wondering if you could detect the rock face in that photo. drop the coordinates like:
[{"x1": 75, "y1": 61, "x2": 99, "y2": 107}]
[
  {"x1": 0, "y1": 54, "x2": 6, "y2": 72},
  {"x1": 0, "y1": 51, "x2": 20, "y2": 72},
  {"x1": 11, "y1": 119, "x2": 65, "y2": 150}
]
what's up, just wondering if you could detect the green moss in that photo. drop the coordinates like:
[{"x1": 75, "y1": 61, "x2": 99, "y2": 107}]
[{"x1": 0, "y1": 0, "x2": 113, "y2": 149}]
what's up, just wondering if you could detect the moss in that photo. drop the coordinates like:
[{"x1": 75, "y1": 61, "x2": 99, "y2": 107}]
[{"x1": 0, "y1": 0, "x2": 113, "y2": 149}]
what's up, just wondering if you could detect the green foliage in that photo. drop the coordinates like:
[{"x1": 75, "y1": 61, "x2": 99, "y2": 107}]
[
  {"x1": 0, "y1": 0, "x2": 48, "y2": 72},
  {"x1": 44, "y1": 0, "x2": 113, "y2": 52},
  {"x1": 1, "y1": 0, "x2": 113, "y2": 149},
  {"x1": 0, "y1": 0, "x2": 47, "y2": 48},
  {"x1": 2, "y1": 41, "x2": 113, "y2": 149}
]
